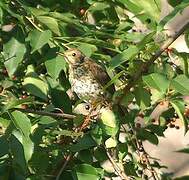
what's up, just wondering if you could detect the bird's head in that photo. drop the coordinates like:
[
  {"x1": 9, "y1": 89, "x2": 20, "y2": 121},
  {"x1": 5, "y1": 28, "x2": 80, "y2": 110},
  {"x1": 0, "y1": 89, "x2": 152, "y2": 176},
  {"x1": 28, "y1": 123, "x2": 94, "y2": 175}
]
[{"x1": 60, "y1": 48, "x2": 85, "y2": 65}]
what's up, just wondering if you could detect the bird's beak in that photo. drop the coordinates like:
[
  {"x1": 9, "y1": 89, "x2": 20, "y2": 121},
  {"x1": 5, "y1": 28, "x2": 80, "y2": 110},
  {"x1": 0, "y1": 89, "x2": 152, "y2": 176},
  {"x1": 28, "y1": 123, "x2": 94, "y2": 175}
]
[{"x1": 57, "y1": 51, "x2": 72, "y2": 64}]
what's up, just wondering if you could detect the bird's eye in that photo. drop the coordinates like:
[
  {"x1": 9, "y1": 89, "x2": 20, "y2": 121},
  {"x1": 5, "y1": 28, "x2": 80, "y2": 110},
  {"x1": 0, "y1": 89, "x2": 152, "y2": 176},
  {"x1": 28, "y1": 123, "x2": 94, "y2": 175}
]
[
  {"x1": 72, "y1": 53, "x2": 76, "y2": 57},
  {"x1": 85, "y1": 104, "x2": 90, "y2": 110}
]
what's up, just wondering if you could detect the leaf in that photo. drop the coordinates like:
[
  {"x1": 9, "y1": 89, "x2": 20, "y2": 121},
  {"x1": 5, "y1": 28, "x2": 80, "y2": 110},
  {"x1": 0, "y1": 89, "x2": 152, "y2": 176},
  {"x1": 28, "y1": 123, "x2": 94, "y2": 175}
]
[
  {"x1": 105, "y1": 137, "x2": 117, "y2": 148},
  {"x1": 146, "y1": 124, "x2": 165, "y2": 136},
  {"x1": 171, "y1": 75, "x2": 189, "y2": 95},
  {"x1": 100, "y1": 108, "x2": 117, "y2": 128},
  {"x1": 45, "y1": 54, "x2": 67, "y2": 79},
  {"x1": 110, "y1": 45, "x2": 139, "y2": 69},
  {"x1": 158, "y1": 1, "x2": 189, "y2": 30},
  {"x1": 36, "y1": 16, "x2": 61, "y2": 35},
  {"x1": 38, "y1": 116, "x2": 57, "y2": 125},
  {"x1": 174, "y1": 176, "x2": 189, "y2": 180},
  {"x1": 73, "y1": 164, "x2": 101, "y2": 180},
  {"x1": 143, "y1": 73, "x2": 170, "y2": 93},
  {"x1": 50, "y1": 88, "x2": 72, "y2": 113},
  {"x1": 0, "y1": 136, "x2": 9, "y2": 157},
  {"x1": 170, "y1": 100, "x2": 188, "y2": 134},
  {"x1": 2, "y1": 97, "x2": 34, "y2": 112},
  {"x1": 9, "y1": 111, "x2": 33, "y2": 163},
  {"x1": 27, "y1": 30, "x2": 52, "y2": 53},
  {"x1": 88, "y1": 2, "x2": 110, "y2": 12},
  {"x1": 4, "y1": 36, "x2": 26, "y2": 76},
  {"x1": 10, "y1": 111, "x2": 31, "y2": 138},
  {"x1": 117, "y1": 0, "x2": 161, "y2": 21},
  {"x1": 53, "y1": 130, "x2": 83, "y2": 138},
  {"x1": 70, "y1": 135, "x2": 96, "y2": 152},
  {"x1": 12, "y1": 130, "x2": 33, "y2": 163},
  {"x1": 137, "y1": 129, "x2": 159, "y2": 145},
  {"x1": 78, "y1": 150, "x2": 93, "y2": 164},
  {"x1": 177, "y1": 148, "x2": 189, "y2": 154},
  {"x1": 134, "y1": 86, "x2": 151, "y2": 109},
  {"x1": 117, "y1": 143, "x2": 128, "y2": 160},
  {"x1": 22, "y1": 77, "x2": 48, "y2": 100},
  {"x1": 78, "y1": 43, "x2": 97, "y2": 57}
]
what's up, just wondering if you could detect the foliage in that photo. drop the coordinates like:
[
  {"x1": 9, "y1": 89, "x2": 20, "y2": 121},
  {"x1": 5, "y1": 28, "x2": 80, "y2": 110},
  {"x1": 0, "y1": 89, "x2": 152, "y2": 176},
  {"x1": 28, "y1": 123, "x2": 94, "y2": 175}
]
[{"x1": 0, "y1": 0, "x2": 189, "y2": 179}]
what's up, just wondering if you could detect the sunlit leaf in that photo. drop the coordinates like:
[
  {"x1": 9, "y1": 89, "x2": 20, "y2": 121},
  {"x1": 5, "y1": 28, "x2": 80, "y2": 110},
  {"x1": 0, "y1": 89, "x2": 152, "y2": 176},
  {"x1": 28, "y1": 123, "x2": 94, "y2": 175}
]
[
  {"x1": 27, "y1": 30, "x2": 52, "y2": 53},
  {"x1": 4, "y1": 36, "x2": 26, "y2": 76}
]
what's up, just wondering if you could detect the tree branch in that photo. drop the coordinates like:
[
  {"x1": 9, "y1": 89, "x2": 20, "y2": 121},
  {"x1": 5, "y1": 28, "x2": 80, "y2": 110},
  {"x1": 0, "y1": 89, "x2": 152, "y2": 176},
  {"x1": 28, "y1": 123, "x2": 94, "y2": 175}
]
[
  {"x1": 13, "y1": 108, "x2": 76, "y2": 119},
  {"x1": 117, "y1": 22, "x2": 189, "y2": 104},
  {"x1": 105, "y1": 148, "x2": 129, "y2": 180}
]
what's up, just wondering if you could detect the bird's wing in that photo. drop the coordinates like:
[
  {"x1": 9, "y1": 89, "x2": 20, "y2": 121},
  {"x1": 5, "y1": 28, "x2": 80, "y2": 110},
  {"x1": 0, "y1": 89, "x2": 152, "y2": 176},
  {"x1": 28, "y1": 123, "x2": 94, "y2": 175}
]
[{"x1": 85, "y1": 58, "x2": 115, "y2": 94}]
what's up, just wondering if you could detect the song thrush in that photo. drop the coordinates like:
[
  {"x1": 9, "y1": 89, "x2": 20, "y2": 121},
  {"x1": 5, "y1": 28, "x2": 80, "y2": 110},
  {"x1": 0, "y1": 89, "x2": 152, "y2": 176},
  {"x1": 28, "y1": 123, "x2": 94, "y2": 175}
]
[{"x1": 61, "y1": 48, "x2": 115, "y2": 103}]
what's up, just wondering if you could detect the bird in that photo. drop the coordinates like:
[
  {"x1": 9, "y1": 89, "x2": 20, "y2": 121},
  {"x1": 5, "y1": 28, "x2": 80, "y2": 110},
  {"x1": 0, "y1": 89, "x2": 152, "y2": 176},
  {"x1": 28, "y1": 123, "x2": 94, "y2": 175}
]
[{"x1": 60, "y1": 48, "x2": 115, "y2": 104}]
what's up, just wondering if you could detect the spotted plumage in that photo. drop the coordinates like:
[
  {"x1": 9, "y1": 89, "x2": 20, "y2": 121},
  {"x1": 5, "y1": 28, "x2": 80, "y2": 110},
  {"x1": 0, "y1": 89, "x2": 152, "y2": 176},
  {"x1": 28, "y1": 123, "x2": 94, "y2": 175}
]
[{"x1": 63, "y1": 48, "x2": 115, "y2": 102}]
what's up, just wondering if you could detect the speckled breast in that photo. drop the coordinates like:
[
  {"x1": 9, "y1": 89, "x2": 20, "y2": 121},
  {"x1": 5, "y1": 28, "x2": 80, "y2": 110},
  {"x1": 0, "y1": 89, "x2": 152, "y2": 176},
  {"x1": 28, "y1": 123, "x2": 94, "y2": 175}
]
[{"x1": 69, "y1": 64, "x2": 102, "y2": 100}]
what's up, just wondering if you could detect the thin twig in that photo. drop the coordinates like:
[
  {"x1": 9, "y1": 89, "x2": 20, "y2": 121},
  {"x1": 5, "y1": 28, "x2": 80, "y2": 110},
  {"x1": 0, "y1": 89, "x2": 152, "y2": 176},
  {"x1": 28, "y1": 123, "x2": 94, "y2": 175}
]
[
  {"x1": 13, "y1": 108, "x2": 76, "y2": 119},
  {"x1": 117, "y1": 21, "x2": 189, "y2": 104},
  {"x1": 106, "y1": 148, "x2": 129, "y2": 180},
  {"x1": 56, "y1": 154, "x2": 72, "y2": 180},
  {"x1": 25, "y1": 16, "x2": 43, "y2": 32}
]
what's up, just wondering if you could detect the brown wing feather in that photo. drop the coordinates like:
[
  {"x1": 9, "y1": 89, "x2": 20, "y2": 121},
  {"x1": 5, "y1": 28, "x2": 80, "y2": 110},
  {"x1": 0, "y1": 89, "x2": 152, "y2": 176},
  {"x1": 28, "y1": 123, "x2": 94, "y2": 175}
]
[{"x1": 84, "y1": 58, "x2": 115, "y2": 94}]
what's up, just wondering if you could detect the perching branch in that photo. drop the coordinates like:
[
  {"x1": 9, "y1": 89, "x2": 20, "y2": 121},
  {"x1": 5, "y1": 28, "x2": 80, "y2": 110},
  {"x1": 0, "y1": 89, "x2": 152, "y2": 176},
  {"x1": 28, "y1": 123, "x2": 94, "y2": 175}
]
[
  {"x1": 13, "y1": 108, "x2": 76, "y2": 119},
  {"x1": 117, "y1": 21, "x2": 189, "y2": 104}
]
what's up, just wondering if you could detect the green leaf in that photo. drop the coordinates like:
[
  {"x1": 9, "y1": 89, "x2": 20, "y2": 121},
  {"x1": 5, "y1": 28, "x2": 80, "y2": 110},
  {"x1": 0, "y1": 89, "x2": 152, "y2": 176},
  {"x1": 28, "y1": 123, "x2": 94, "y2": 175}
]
[
  {"x1": 4, "y1": 37, "x2": 26, "y2": 76},
  {"x1": 12, "y1": 130, "x2": 33, "y2": 163},
  {"x1": 78, "y1": 150, "x2": 93, "y2": 164},
  {"x1": 174, "y1": 176, "x2": 189, "y2": 180},
  {"x1": 27, "y1": 30, "x2": 52, "y2": 53},
  {"x1": 171, "y1": 75, "x2": 189, "y2": 95},
  {"x1": 38, "y1": 116, "x2": 57, "y2": 125},
  {"x1": 73, "y1": 164, "x2": 100, "y2": 180},
  {"x1": 100, "y1": 108, "x2": 117, "y2": 128},
  {"x1": 70, "y1": 135, "x2": 96, "y2": 152},
  {"x1": 53, "y1": 130, "x2": 83, "y2": 138},
  {"x1": 158, "y1": 1, "x2": 189, "y2": 30},
  {"x1": 137, "y1": 129, "x2": 159, "y2": 145},
  {"x1": 110, "y1": 45, "x2": 139, "y2": 69},
  {"x1": 117, "y1": 0, "x2": 161, "y2": 21},
  {"x1": 0, "y1": 136, "x2": 9, "y2": 157},
  {"x1": 143, "y1": 73, "x2": 170, "y2": 93},
  {"x1": 50, "y1": 89, "x2": 72, "y2": 113},
  {"x1": 9, "y1": 111, "x2": 33, "y2": 163},
  {"x1": 22, "y1": 77, "x2": 48, "y2": 100},
  {"x1": 177, "y1": 148, "x2": 189, "y2": 154},
  {"x1": 100, "y1": 108, "x2": 119, "y2": 136},
  {"x1": 117, "y1": 143, "x2": 128, "y2": 160},
  {"x1": 88, "y1": 2, "x2": 110, "y2": 12},
  {"x1": 2, "y1": 97, "x2": 34, "y2": 112},
  {"x1": 134, "y1": 86, "x2": 151, "y2": 109},
  {"x1": 170, "y1": 100, "x2": 188, "y2": 134},
  {"x1": 78, "y1": 43, "x2": 97, "y2": 57},
  {"x1": 36, "y1": 16, "x2": 61, "y2": 35},
  {"x1": 10, "y1": 111, "x2": 31, "y2": 138},
  {"x1": 45, "y1": 54, "x2": 66, "y2": 79}
]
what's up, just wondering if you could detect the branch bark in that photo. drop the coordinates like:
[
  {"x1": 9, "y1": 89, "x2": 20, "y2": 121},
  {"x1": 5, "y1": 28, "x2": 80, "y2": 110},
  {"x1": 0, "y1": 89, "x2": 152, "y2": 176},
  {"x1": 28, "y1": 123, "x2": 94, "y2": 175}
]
[{"x1": 13, "y1": 108, "x2": 76, "y2": 119}]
